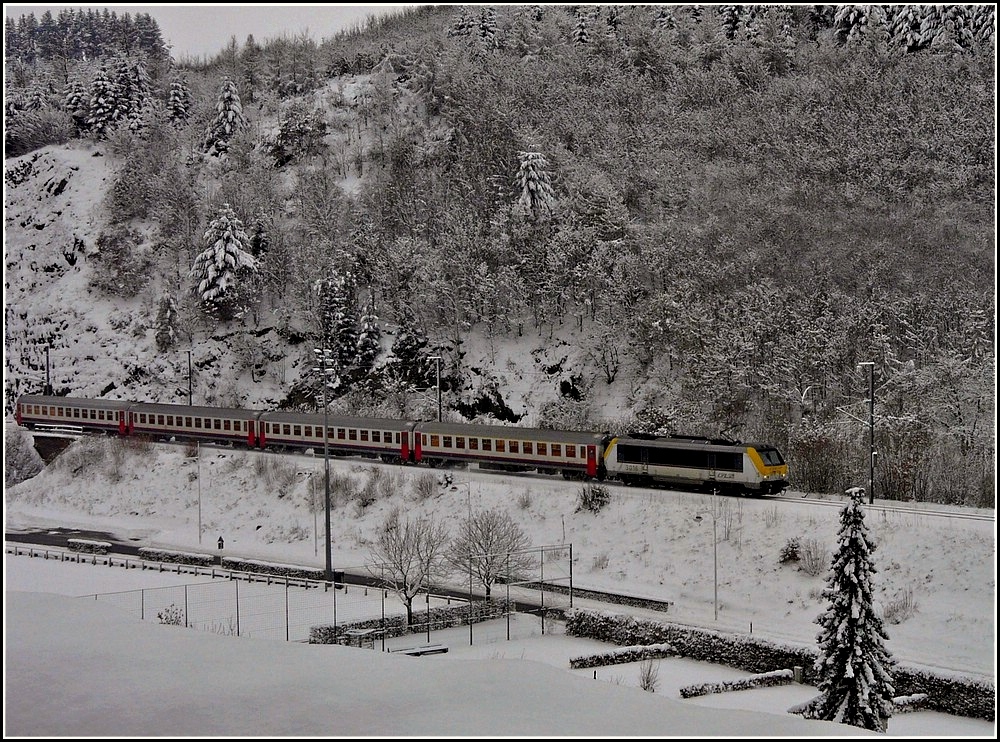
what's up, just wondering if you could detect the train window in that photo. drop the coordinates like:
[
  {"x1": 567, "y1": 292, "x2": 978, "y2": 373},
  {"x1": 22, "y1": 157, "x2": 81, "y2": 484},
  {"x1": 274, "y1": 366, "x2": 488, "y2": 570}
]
[
  {"x1": 194, "y1": 418, "x2": 202, "y2": 429},
  {"x1": 509, "y1": 441, "x2": 519, "y2": 454},
  {"x1": 482, "y1": 439, "x2": 492, "y2": 452},
  {"x1": 537, "y1": 443, "x2": 547, "y2": 456},
  {"x1": 167, "y1": 415, "x2": 175, "y2": 426},
  {"x1": 185, "y1": 417, "x2": 192, "y2": 427},
  {"x1": 430, "y1": 435, "x2": 440, "y2": 447},
  {"x1": 394, "y1": 432, "x2": 400, "y2": 444},
  {"x1": 372, "y1": 431, "x2": 381, "y2": 443},
  {"x1": 304, "y1": 426, "x2": 313, "y2": 437},
  {"x1": 213, "y1": 419, "x2": 221, "y2": 430},
  {"x1": 338, "y1": 428, "x2": 346, "y2": 440},
  {"x1": 361, "y1": 430, "x2": 369, "y2": 442},
  {"x1": 456, "y1": 436, "x2": 465, "y2": 448},
  {"x1": 496, "y1": 439, "x2": 505, "y2": 453},
  {"x1": 224, "y1": 420, "x2": 232, "y2": 431},
  {"x1": 757, "y1": 448, "x2": 784, "y2": 466},
  {"x1": 74, "y1": 408, "x2": 80, "y2": 418},
  {"x1": 523, "y1": 441, "x2": 532, "y2": 455},
  {"x1": 469, "y1": 438, "x2": 479, "y2": 451},
  {"x1": 443, "y1": 436, "x2": 451, "y2": 448},
  {"x1": 293, "y1": 425, "x2": 301, "y2": 436},
  {"x1": 552, "y1": 444, "x2": 561, "y2": 457},
  {"x1": 349, "y1": 429, "x2": 357, "y2": 441},
  {"x1": 90, "y1": 410, "x2": 97, "y2": 420},
  {"x1": 566, "y1": 445, "x2": 576, "y2": 458},
  {"x1": 56, "y1": 407, "x2": 62, "y2": 416}
]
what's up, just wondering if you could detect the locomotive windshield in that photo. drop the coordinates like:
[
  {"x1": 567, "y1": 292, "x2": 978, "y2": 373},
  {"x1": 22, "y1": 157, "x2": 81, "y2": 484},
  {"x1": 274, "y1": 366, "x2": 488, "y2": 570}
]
[{"x1": 756, "y1": 447, "x2": 785, "y2": 466}]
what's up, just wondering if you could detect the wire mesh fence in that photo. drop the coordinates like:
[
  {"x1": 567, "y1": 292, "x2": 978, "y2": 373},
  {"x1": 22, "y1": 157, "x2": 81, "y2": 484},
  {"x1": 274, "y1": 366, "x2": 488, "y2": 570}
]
[{"x1": 9, "y1": 541, "x2": 574, "y2": 649}]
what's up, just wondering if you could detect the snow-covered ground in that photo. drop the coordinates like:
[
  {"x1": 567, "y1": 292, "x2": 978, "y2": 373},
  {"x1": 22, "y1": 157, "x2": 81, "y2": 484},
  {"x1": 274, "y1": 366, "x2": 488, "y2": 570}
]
[{"x1": 4, "y1": 426, "x2": 997, "y2": 735}]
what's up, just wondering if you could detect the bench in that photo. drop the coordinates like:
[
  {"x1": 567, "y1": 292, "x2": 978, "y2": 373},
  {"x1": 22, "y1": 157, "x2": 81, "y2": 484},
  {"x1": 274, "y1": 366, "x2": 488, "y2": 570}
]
[{"x1": 390, "y1": 644, "x2": 448, "y2": 657}]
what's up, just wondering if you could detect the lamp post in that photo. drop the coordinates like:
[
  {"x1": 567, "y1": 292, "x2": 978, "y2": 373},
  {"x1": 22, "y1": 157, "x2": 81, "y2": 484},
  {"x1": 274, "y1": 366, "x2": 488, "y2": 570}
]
[
  {"x1": 187, "y1": 349, "x2": 193, "y2": 406},
  {"x1": 197, "y1": 441, "x2": 203, "y2": 544},
  {"x1": 314, "y1": 346, "x2": 334, "y2": 583},
  {"x1": 694, "y1": 487, "x2": 719, "y2": 621},
  {"x1": 429, "y1": 356, "x2": 442, "y2": 422},
  {"x1": 858, "y1": 361, "x2": 875, "y2": 505}
]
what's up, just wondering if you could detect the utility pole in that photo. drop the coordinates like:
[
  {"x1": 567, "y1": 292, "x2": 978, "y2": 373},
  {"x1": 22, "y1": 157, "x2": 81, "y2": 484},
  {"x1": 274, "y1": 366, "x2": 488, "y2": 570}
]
[
  {"x1": 858, "y1": 361, "x2": 876, "y2": 505},
  {"x1": 45, "y1": 345, "x2": 51, "y2": 395},
  {"x1": 187, "y1": 349, "x2": 193, "y2": 406},
  {"x1": 429, "y1": 356, "x2": 442, "y2": 421}
]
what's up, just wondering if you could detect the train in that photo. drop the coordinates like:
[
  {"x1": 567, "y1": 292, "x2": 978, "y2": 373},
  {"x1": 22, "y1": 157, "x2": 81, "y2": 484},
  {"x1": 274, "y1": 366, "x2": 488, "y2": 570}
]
[{"x1": 14, "y1": 394, "x2": 790, "y2": 496}]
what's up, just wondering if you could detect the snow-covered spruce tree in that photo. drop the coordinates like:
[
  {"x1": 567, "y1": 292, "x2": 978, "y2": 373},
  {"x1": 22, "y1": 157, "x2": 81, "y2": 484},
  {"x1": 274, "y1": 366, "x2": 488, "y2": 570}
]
[
  {"x1": 63, "y1": 78, "x2": 89, "y2": 134},
  {"x1": 204, "y1": 76, "x2": 245, "y2": 157},
  {"x1": 313, "y1": 268, "x2": 360, "y2": 391},
  {"x1": 355, "y1": 297, "x2": 382, "y2": 383},
  {"x1": 385, "y1": 309, "x2": 435, "y2": 389},
  {"x1": 478, "y1": 7, "x2": 499, "y2": 50},
  {"x1": 86, "y1": 64, "x2": 121, "y2": 139},
  {"x1": 166, "y1": 75, "x2": 192, "y2": 125},
  {"x1": 154, "y1": 290, "x2": 180, "y2": 351},
  {"x1": 572, "y1": 7, "x2": 590, "y2": 44},
  {"x1": 806, "y1": 488, "x2": 895, "y2": 732},
  {"x1": 516, "y1": 150, "x2": 556, "y2": 222},
  {"x1": 189, "y1": 204, "x2": 258, "y2": 321}
]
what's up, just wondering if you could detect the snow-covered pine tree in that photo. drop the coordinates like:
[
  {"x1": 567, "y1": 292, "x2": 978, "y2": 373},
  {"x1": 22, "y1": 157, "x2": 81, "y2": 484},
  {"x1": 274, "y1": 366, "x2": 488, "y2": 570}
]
[
  {"x1": 204, "y1": 76, "x2": 246, "y2": 156},
  {"x1": 573, "y1": 7, "x2": 590, "y2": 44},
  {"x1": 63, "y1": 78, "x2": 89, "y2": 133},
  {"x1": 807, "y1": 488, "x2": 895, "y2": 732},
  {"x1": 154, "y1": 290, "x2": 179, "y2": 351},
  {"x1": 516, "y1": 150, "x2": 557, "y2": 221},
  {"x1": 86, "y1": 64, "x2": 120, "y2": 139},
  {"x1": 313, "y1": 268, "x2": 360, "y2": 391},
  {"x1": 386, "y1": 308, "x2": 434, "y2": 389},
  {"x1": 167, "y1": 75, "x2": 192, "y2": 125},
  {"x1": 355, "y1": 296, "x2": 382, "y2": 382},
  {"x1": 447, "y1": 8, "x2": 473, "y2": 37},
  {"x1": 189, "y1": 203, "x2": 258, "y2": 321},
  {"x1": 479, "y1": 7, "x2": 499, "y2": 50}
]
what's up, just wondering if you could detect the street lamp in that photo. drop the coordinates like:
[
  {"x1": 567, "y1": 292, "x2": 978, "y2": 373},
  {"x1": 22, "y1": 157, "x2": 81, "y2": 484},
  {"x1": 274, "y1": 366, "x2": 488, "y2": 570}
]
[
  {"x1": 313, "y1": 346, "x2": 334, "y2": 583},
  {"x1": 196, "y1": 440, "x2": 202, "y2": 545},
  {"x1": 428, "y1": 356, "x2": 442, "y2": 422},
  {"x1": 857, "y1": 361, "x2": 875, "y2": 505},
  {"x1": 693, "y1": 487, "x2": 719, "y2": 621}
]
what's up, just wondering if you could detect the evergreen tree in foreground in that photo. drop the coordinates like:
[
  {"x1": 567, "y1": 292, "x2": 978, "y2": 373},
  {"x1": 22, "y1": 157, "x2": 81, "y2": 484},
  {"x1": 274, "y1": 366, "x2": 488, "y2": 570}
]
[{"x1": 806, "y1": 487, "x2": 895, "y2": 732}]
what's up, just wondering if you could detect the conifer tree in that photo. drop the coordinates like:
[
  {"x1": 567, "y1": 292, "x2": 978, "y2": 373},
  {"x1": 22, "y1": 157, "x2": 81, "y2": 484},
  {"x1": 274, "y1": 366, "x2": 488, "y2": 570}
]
[
  {"x1": 63, "y1": 78, "x2": 89, "y2": 133},
  {"x1": 807, "y1": 488, "x2": 895, "y2": 732},
  {"x1": 516, "y1": 150, "x2": 557, "y2": 221},
  {"x1": 355, "y1": 296, "x2": 382, "y2": 381},
  {"x1": 479, "y1": 7, "x2": 499, "y2": 50},
  {"x1": 573, "y1": 7, "x2": 590, "y2": 44},
  {"x1": 190, "y1": 203, "x2": 258, "y2": 321},
  {"x1": 167, "y1": 75, "x2": 192, "y2": 125},
  {"x1": 204, "y1": 76, "x2": 245, "y2": 156},
  {"x1": 313, "y1": 268, "x2": 360, "y2": 390},
  {"x1": 86, "y1": 64, "x2": 120, "y2": 138},
  {"x1": 154, "y1": 290, "x2": 179, "y2": 351},
  {"x1": 386, "y1": 308, "x2": 434, "y2": 389}
]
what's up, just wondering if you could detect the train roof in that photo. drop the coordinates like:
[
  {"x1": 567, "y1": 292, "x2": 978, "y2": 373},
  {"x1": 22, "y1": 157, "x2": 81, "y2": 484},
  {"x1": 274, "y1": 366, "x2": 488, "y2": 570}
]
[
  {"x1": 414, "y1": 421, "x2": 606, "y2": 444},
  {"x1": 129, "y1": 402, "x2": 260, "y2": 420},
  {"x1": 17, "y1": 395, "x2": 131, "y2": 410},
  {"x1": 257, "y1": 410, "x2": 415, "y2": 431},
  {"x1": 614, "y1": 435, "x2": 762, "y2": 451}
]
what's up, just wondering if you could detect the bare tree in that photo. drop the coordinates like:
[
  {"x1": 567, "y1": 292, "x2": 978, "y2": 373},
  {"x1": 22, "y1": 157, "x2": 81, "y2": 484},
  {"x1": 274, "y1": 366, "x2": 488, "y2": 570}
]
[
  {"x1": 448, "y1": 507, "x2": 534, "y2": 598},
  {"x1": 370, "y1": 510, "x2": 450, "y2": 627}
]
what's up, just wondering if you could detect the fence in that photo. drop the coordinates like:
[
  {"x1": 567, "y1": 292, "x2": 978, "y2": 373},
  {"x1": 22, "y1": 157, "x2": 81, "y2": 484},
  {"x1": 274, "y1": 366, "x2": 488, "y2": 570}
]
[{"x1": 6, "y1": 542, "x2": 575, "y2": 648}]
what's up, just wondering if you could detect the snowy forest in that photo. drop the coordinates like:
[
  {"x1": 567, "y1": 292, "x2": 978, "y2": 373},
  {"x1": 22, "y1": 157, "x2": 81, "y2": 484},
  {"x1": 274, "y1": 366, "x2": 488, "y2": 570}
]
[{"x1": 3, "y1": 5, "x2": 995, "y2": 507}]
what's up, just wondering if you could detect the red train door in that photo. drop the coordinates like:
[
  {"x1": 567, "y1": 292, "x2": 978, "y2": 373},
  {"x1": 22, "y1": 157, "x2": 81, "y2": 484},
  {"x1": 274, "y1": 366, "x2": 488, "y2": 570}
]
[
  {"x1": 586, "y1": 445, "x2": 597, "y2": 478},
  {"x1": 410, "y1": 431, "x2": 420, "y2": 463},
  {"x1": 119, "y1": 410, "x2": 127, "y2": 436},
  {"x1": 247, "y1": 419, "x2": 256, "y2": 447}
]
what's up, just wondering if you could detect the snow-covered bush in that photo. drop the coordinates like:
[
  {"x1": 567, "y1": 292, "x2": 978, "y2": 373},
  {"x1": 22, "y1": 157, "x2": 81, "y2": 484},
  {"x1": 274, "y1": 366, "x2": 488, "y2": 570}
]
[
  {"x1": 778, "y1": 537, "x2": 800, "y2": 564},
  {"x1": 576, "y1": 483, "x2": 610, "y2": 514},
  {"x1": 798, "y1": 538, "x2": 827, "y2": 576},
  {"x1": 680, "y1": 669, "x2": 793, "y2": 698}
]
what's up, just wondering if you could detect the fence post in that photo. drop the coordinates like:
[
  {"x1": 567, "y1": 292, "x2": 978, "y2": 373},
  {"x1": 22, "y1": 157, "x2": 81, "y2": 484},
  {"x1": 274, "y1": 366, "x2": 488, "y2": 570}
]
[
  {"x1": 285, "y1": 578, "x2": 289, "y2": 643},
  {"x1": 141, "y1": 589, "x2": 144, "y2": 621},
  {"x1": 569, "y1": 543, "x2": 574, "y2": 609},
  {"x1": 184, "y1": 584, "x2": 189, "y2": 628},
  {"x1": 235, "y1": 578, "x2": 240, "y2": 637},
  {"x1": 540, "y1": 547, "x2": 545, "y2": 635}
]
